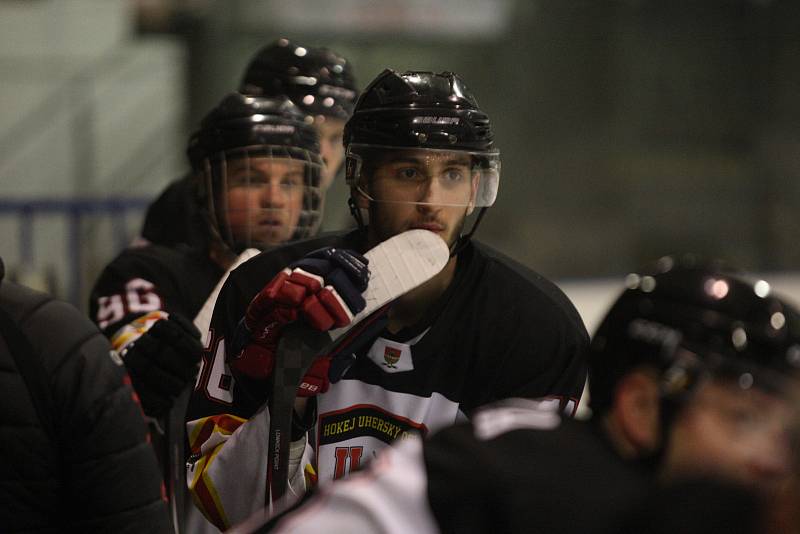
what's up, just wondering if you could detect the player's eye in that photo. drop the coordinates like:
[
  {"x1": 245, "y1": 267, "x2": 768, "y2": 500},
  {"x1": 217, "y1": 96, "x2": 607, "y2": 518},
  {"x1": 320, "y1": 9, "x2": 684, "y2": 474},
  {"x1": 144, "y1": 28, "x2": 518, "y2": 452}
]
[
  {"x1": 442, "y1": 168, "x2": 466, "y2": 183},
  {"x1": 396, "y1": 167, "x2": 421, "y2": 181},
  {"x1": 228, "y1": 173, "x2": 261, "y2": 186},
  {"x1": 280, "y1": 173, "x2": 304, "y2": 189}
]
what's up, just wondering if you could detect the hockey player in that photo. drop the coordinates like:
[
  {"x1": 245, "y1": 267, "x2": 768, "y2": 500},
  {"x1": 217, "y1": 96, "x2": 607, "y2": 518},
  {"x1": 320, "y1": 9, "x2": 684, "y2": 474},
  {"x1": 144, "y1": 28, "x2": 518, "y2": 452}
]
[
  {"x1": 89, "y1": 92, "x2": 324, "y2": 530},
  {"x1": 184, "y1": 69, "x2": 589, "y2": 530},
  {"x1": 141, "y1": 39, "x2": 358, "y2": 249},
  {"x1": 262, "y1": 258, "x2": 800, "y2": 534},
  {"x1": 91, "y1": 92, "x2": 323, "y2": 415}
]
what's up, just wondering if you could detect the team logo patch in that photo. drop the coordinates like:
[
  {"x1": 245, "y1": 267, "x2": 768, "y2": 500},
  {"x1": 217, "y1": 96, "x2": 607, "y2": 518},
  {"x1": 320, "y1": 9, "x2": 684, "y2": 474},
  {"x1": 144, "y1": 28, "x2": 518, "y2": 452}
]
[
  {"x1": 366, "y1": 337, "x2": 415, "y2": 373},
  {"x1": 383, "y1": 347, "x2": 401, "y2": 368}
]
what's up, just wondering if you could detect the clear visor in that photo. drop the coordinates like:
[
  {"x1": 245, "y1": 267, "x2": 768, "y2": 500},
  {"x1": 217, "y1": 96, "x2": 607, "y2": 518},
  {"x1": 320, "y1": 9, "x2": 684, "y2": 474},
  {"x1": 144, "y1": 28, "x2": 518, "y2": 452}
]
[
  {"x1": 202, "y1": 145, "x2": 323, "y2": 251},
  {"x1": 346, "y1": 144, "x2": 500, "y2": 209}
]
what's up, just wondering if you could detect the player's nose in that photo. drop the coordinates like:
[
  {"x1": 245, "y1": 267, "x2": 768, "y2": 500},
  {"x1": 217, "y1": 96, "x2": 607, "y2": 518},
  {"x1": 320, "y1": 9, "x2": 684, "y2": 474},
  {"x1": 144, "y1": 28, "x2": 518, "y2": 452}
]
[
  {"x1": 417, "y1": 176, "x2": 446, "y2": 206},
  {"x1": 259, "y1": 181, "x2": 286, "y2": 206}
]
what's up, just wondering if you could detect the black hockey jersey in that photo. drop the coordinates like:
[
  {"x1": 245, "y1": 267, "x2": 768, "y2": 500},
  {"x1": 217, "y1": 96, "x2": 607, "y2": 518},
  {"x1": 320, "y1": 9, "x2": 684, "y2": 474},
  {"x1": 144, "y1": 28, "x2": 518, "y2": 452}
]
[
  {"x1": 424, "y1": 406, "x2": 650, "y2": 534},
  {"x1": 185, "y1": 230, "x2": 589, "y2": 529}
]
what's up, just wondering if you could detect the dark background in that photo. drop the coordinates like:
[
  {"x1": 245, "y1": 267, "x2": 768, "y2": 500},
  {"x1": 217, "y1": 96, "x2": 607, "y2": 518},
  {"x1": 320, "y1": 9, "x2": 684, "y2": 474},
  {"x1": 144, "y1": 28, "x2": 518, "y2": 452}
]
[{"x1": 142, "y1": 0, "x2": 800, "y2": 280}]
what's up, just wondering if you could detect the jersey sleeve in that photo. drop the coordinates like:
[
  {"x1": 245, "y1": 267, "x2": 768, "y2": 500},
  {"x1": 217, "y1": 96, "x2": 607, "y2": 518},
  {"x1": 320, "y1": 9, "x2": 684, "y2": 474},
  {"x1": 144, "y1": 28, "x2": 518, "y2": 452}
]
[
  {"x1": 462, "y1": 255, "x2": 590, "y2": 417},
  {"x1": 486, "y1": 305, "x2": 588, "y2": 416},
  {"x1": 186, "y1": 403, "x2": 314, "y2": 530},
  {"x1": 88, "y1": 247, "x2": 188, "y2": 337},
  {"x1": 184, "y1": 263, "x2": 313, "y2": 530}
]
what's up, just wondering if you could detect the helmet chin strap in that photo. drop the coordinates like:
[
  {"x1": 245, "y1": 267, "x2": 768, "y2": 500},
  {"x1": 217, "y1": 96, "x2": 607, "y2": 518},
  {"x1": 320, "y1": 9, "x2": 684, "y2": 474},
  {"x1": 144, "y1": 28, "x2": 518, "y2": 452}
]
[
  {"x1": 348, "y1": 195, "x2": 367, "y2": 232},
  {"x1": 450, "y1": 206, "x2": 487, "y2": 257},
  {"x1": 641, "y1": 359, "x2": 706, "y2": 475}
]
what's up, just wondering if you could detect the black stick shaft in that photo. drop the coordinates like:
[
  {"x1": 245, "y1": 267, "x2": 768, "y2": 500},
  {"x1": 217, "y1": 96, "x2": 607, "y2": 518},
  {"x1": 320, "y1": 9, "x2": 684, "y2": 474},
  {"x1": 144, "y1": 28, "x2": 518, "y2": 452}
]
[{"x1": 266, "y1": 324, "x2": 329, "y2": 505}]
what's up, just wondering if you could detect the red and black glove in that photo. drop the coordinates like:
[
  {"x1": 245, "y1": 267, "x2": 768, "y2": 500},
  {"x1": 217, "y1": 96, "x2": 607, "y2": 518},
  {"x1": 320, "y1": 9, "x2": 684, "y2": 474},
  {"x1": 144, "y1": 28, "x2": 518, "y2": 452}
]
[{"x1": 229, "y1": 247, "x2": 369, "y2": 397}]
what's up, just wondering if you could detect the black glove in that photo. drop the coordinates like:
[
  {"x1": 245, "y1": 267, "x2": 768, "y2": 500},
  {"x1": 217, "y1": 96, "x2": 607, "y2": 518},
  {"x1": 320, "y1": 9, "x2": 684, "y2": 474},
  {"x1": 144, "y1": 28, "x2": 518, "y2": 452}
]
[{"x1": 121, "y1": 313, "x2": 203, "y2": 418}]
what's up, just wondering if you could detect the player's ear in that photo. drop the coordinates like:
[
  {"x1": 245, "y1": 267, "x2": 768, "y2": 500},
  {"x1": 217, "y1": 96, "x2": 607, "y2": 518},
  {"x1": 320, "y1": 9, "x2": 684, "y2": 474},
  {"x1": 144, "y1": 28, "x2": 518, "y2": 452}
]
[{"x1": 613, "y1": 369, "x2": 661, "y2": 454}]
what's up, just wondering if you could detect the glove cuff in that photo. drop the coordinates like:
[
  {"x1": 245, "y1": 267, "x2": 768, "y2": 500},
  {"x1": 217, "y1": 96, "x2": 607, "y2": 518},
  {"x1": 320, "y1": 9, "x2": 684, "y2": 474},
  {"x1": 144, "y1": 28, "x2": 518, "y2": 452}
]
[{"x1": 111, "y1": 310, "x2": 169, "y2": 352}]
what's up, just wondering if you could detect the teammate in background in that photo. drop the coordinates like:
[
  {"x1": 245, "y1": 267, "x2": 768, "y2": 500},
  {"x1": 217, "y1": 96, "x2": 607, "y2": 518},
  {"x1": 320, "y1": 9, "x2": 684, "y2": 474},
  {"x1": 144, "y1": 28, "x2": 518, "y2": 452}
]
[
  {"x1": 140, "y1": 38, "x2": 358, "y2": 249},
  {"x1": 263, "y1": 258, "x2": 800, "y2": 534},
  {"x1": 240, "y1": 38, "x2": 357, "y2": 192},
  {"x1": 0, "y1": 257, "x2": 170, "y2": 533},
  {"x1": 89, "y1": 93, "x2": 324, "y2": 531},
  {"x1": 185, "y1": 69, "x2": 589, "y2": 530}
]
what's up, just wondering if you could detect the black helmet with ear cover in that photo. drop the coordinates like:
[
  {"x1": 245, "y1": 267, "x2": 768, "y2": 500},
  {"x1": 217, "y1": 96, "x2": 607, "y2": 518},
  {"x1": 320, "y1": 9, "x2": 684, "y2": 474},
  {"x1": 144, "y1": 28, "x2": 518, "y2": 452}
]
[
  {"x1": 344, "y1": 69, "x2": 495, "y2": 152},
  {"x1": 588, "y1": 256, "x2": 800, "y2": 416}
]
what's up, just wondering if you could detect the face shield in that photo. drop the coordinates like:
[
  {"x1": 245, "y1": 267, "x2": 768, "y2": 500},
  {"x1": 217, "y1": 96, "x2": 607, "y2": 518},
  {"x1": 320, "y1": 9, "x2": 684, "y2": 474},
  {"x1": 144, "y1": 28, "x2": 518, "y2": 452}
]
[
  {"x1": 346, "y1": 144, "x2": 500, "y2": 210},
  {"x1": 201, "y1": 145, "x2": 323, "y2": 251}
]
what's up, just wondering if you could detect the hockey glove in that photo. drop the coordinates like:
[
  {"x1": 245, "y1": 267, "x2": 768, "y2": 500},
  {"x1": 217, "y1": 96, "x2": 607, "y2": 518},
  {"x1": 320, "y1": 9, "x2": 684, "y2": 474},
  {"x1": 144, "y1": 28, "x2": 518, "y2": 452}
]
[
  {"x1": 112, "y1": 311, "x2": 203, "y2": 417},
  {"x1": 229, "y1": 247, "x2": 369, "y2": 397}
]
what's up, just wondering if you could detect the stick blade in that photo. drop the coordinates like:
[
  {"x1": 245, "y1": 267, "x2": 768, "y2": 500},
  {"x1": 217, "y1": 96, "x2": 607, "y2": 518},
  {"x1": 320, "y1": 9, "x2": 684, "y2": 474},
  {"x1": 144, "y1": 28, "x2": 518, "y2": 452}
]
[{"x1": 330, "y1": 230, "x2": 449, "y2": 340}]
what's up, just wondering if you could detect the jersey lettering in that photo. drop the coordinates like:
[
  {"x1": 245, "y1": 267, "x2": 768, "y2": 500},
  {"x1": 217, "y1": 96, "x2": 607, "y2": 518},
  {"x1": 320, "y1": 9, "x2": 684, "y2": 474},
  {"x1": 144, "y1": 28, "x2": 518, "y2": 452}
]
[
  {"x1": 96, "y1": 278, "x2": 163, "y2": 329},
  {"x1": 333, "y1": 446, "x2": 363, "y2": 479},
  {"x1": 97, "y1": 295, "x2": 124, "y2": 330},
  {"x1": 196, "y1": 334, "x2": 234, "y2": 404},
  {"x1": 126, "y1": 278, "x2": 162, "y2": 313}
]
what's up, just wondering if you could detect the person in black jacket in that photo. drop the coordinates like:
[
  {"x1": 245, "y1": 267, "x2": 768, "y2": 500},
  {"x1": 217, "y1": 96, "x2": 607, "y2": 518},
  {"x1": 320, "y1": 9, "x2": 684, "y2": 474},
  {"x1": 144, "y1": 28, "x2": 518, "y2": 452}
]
[{"x1": 0, "y1": 257, "x2": 169, "y2": 533}]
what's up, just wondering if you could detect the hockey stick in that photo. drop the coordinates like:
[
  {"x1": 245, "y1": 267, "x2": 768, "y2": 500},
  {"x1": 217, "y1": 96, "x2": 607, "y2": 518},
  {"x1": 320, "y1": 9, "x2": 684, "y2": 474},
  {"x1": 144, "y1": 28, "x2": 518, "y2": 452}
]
[{"x1": 266, "y1": 229, "x2": 449, "y2": 506}]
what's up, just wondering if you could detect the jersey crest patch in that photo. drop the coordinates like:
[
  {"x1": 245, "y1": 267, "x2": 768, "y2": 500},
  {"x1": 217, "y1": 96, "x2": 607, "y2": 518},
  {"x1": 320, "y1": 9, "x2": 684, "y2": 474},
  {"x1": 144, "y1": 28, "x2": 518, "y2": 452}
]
[
  {"x1": 366, "y1": 329, "x2": 429, "y2": 373},
  {"x1": 383, "y1": 346, "x2": 401, "y2": 368}
]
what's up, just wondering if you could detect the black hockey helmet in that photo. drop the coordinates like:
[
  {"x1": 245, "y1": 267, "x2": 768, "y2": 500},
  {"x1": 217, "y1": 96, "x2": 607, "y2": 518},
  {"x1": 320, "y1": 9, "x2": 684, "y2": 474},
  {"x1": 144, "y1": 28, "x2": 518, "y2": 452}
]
[
  {"x1": 344, "y1": 70, "x2": 500, "y2": 250},
  {"x1": 187, "y1": 93, "x2": 318, "y2": 167},
  {"x1": 240, "y1": 38, "x2": 358, "y2": 121},
  {"x1": 344, "y1": 69, "x2": 495, "y2": 152},
  {"x1": 188, "y1": 92, "x2": 323, "y2": 252},
  {"x1": 588, "y1": 256, "x2": 800, "y2": 416}
]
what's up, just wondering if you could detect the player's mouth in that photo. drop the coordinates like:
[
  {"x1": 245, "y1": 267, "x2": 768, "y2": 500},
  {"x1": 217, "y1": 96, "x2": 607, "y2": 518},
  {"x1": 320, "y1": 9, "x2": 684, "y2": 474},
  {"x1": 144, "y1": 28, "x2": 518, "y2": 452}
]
[
  {"x1": 256, "y1": 217, "x2": 285, "y2": 228},
  {"x1": 410, "y1": 221, "x2": 446, "y2": 233}
]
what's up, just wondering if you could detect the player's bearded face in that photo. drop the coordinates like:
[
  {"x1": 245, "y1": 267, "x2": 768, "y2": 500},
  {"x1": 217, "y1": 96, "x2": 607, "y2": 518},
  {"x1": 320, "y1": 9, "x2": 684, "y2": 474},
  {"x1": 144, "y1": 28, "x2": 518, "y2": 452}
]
[
  {"x1": 361, "y1": 150, "x2": 479, "y2": 248},
  {"x1": 314, "y1": 116, "x2": 346, "y2": 191},
  {"x1": 662, "y1": 377, "x2": 800, "y2": 491},
  {"x1": 224, "y1": 156, "x2": 305, "y2": 247}
]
